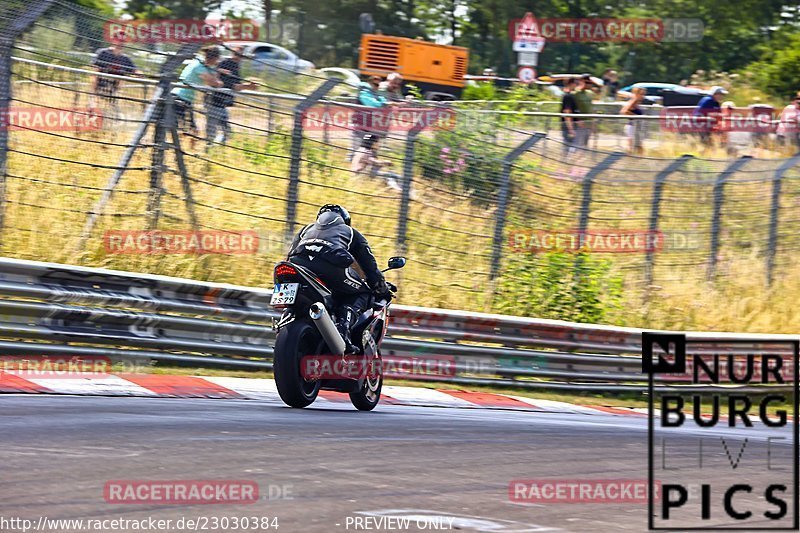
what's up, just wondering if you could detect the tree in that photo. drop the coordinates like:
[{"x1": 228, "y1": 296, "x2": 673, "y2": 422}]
[{"x1": 123, "y1": 0, "x2": 223, "y2": 20}]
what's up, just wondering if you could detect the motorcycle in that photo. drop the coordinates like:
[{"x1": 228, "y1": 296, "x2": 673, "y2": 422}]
[{"x1": 270, "y1": 256, "x2": 406, "y2": 410}]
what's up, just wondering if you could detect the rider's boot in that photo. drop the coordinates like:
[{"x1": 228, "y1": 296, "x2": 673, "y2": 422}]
[{"x1": 336, "y1": 306, "x2": 358, "y2": 354}]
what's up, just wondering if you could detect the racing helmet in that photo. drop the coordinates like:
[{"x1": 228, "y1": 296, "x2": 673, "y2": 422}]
[{"x1": 317, "y1": 204, "x2": 351, "y2": 226}]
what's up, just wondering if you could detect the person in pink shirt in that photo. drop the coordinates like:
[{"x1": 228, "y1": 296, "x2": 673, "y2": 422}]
[{"x1": 777, "y1": 92, "x2": 800, "y2": 149}]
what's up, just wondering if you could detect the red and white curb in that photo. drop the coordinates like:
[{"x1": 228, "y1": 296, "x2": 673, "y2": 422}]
[{"x1": 0, "y1": 371, "x2": 645, "y2": 416}]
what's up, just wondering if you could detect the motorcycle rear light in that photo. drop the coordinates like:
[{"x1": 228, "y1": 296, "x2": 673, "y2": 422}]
[{"x1": 275, "y1": 264, "x2": 298, "y2": 277}]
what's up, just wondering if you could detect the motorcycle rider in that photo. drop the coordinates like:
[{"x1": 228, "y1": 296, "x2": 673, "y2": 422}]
[{"x1": 287, "y1": 204, "x2": 390, "y2": 353}]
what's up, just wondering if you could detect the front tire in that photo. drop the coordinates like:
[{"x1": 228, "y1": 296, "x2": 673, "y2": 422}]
[
  {"x1": 349, "y1": 353, "x2": 382, "y2": 411},
  {"x1": 273, "y1": 320, "x2": 323, "y2": 408}
]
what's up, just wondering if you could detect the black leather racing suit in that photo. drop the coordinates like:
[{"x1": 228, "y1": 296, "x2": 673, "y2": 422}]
[{"x1": 287, "y1": 211, "x2": 386, "y2": 348}]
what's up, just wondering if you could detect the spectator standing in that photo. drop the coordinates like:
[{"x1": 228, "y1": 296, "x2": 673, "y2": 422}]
[
  {"x1": 91, "y1": 41, "x2": 137, "y2": 120},
  {"x1": 601, "y1": 69, "x2": 620, "y2": 101},
  {"x1": 171, "y1": 47, "x2": 223, "y2": 148},
  {"x1": 573, "y1": 74, "x2": 595, "y2": 147},
  {"x1": 350, "y1": 75, "x2": 391, "y2": 160},
  {"x1": 560, "y1": 78, "x2": 580, "y2": 155},
  {"x1": 378, "y1": 72, "x2": 405, "y2": 101},
  {"x1": 206, "y1": 45, "x2": 256, "y2": 146},
  {"x1": 777, "y1": 92, "x2": 800, "y2": 149},
  {"x1": 692, "y1": 85, "x2": 727, "y2": 146},
  {"x1": 621, "y1": 87, "x2": 646, "y2": 154}
]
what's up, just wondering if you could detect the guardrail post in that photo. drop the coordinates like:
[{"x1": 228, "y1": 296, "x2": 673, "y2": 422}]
[
  {"x1": 0, "y1": 0, "x2": 56, "y2": 243},
  {"x1": 707, "y1": 156, "x2": 751, "y2": 280},
  {"x1": 285, "y1": 79, "x2": 340, "y2": 241},
  {"x1": 645, "y1": 155, "x2": 693, "y2": 287},
  {"x1": 489, "y1": 132, "x2": 545, "y2": 281},
  {"x1": 766, "y1": 153, "x2": 800, "y2": 286},
  {"x1": 397, "y1": 121, "x2": 426, "y2": 253}
]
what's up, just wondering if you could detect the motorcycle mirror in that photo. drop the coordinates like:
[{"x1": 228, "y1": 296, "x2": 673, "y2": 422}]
[{"x1": 385, "y1": 256, "x2": 406, "y2": 271}]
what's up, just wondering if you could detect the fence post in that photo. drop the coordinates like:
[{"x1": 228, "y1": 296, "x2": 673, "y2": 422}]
[
  {"x1": 285, "y1": 79, "x2": 340, "y2": 241},
  {"x1": 146, "y1": 99, "x2": 167, "y2": 230},
  {"x1": 644, "y1": 155, "x2": 693, "y2": 287},
  {"x1": 396, "y1": 122, "x2": 426, "y2": 253},
  {"x1": 0, "y1": 0, "x2": 56, "y2": 242},
  {"x1": 489, "y1": 132, "x2": 546, "y2": 281},
  {"x1": 77, "y1": 43, "x2": 201, "y2": 251},
  {"x1": 766, "y1": 153, "x2": 800, "y2": 285},
  {"x1": 577, "y1": 152, "x2": 625, "y2": 236},
  {"x1": 707, "y1": 156, "x2": 751, "y2": 280}
]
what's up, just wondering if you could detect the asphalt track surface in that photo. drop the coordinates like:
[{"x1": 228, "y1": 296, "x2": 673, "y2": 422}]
[{"x1": 1, "y1": 395, "x2": 795, "y2": 532}]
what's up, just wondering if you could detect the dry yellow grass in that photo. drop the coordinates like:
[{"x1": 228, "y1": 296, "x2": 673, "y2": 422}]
[{"x1": 6, "y1": 79, "x2": 800, "y2": 334}]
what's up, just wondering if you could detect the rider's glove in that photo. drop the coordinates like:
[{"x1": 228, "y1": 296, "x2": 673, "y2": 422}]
[{"x1": 371, "y1": 279, "x2": 391, "y2": 298}]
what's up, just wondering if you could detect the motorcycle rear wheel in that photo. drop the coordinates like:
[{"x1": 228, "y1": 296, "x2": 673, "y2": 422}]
[{"x1": 274, "y1": 321, "x2": 323, "y2": 408}]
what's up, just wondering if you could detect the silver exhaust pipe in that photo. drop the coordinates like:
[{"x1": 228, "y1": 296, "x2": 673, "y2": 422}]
[{"x1": 309, "y1": 302, "x2": 345, "y2": 356}]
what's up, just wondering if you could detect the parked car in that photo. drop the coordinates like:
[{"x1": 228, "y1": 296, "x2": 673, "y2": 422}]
[
  {"x1": 618, "y1": 82, "x2": 712, "y2": 104},
  {"x1": 224, "y1": 41, "x2": 315, "y2": 74},
  {"x1": 319, "y1": 67, "x2": 361, "y2": 88}
]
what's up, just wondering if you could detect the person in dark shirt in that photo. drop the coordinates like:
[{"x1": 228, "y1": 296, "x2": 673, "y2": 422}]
[
  {"x1": 92, "y1": 42, "x2": 137, "y2": 99},
  {"x1": 560, "y1": 78, "x2": 580, "y2": 155},
  {"x1": 206, "y1": 45, "x2": 256, "y2": 145},
  {"x1": 693, "y1": 86, "x2": 727, "y2": 145}
]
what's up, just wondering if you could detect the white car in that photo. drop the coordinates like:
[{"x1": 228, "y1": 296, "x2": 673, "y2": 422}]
[{"x1": 224, "y1": 41, "x2": 315, "y2": 74}]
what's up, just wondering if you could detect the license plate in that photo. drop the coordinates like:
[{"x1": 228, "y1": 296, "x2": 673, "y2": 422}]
[{"x1": 271, "y1": 283, "x2": 299, "y2": 306}]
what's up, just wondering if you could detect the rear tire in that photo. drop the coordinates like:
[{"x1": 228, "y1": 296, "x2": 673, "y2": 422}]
[
  {"x1": 273, "y1": 320, "x2": 323, "y2": 408},
  {"x1": 349, "y1": 353, "x2": 382, "y2": 411}
]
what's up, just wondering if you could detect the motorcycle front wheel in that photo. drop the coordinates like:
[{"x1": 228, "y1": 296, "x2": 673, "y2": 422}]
[
  {"x1": 273, "y1": 320, "x2": 323, "y2": 408},
  {"x1": 349, "y1": 352, "x2": 382, "y2": 411}
]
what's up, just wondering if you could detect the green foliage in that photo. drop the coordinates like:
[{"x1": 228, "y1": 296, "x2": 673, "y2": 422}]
[
  {"x1": 494, "y1": 251, "x2": 624, "y2": 324},
  {"x1": 123, "y1": 0, "x2": 221, "y2": 20},
  {"x1": 462, "y1": 82, "x2": 498, "y2": 101},
  {"x1": 415, "y1": 126, "x2": 504, "y2": 204},
  {"x1": 405, "y1": 84, "x2": 424, "y2": 100},
  {"x1": 745, "y1": 33, "x2": 800, "y2": 101},
  {"x1": 71, "y1": 0, "x2": 115, "y2": 16}
]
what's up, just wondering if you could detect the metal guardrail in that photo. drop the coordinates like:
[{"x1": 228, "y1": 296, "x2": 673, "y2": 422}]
[{"x1": 0, "y1": 257, "x2": 792, "y2": 393}]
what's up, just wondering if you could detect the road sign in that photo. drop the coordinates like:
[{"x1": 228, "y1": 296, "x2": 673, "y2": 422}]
[
  {"x1": 513, "y1": 12, "x2": 545, "y2": 54},
  {"x1": 515, "y1": 12, "x2": 541, "y2": 41},
  {"x1": 513, "y1": 40, "x2": 545, "y2": 53},
  {"x1": 517, "y1": 51, "x2": 539, "y2": 67},
  {"x1": 517, "y1": 66, "x2": 536, "y2": 83}
]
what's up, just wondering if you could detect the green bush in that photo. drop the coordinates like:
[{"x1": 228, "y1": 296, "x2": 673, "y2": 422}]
[
  {"x1": 415, "y1": 128, "x2": 505, "y2": 204},
  {"x1": 745, "y1": 33, "x2": 800, "y2": 100},
  {"x1": 493, "y1": 251, "x2": 624, "y2": 324}
]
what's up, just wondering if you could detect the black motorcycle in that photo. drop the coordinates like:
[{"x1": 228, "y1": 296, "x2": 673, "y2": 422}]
[{"x1": 270, "y1": 256, "x2": 406, "y2": 410}]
